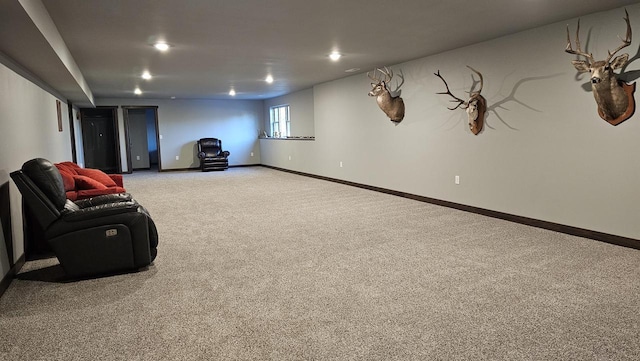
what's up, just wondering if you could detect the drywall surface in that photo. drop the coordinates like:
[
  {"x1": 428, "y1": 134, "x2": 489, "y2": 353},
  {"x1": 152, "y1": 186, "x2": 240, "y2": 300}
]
[
  {"x1": 96, "y1": 98, "x2": 264, "y2": 170},
  {"x1": 260, "y1": 5, "x2": 640, "y2": 240},
  {"x1": 0, "y1": 60, "x2": 72, "y2": 279},
  {"x1": 17, "y1": 0, "x2": 94, "y2": 105},
  {"x1": 263, "y1": 88, "x2": 315, "y2": 137}
]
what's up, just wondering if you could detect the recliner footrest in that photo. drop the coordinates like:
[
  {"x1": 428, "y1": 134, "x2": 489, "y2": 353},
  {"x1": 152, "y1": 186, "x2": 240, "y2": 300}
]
[{"x1": 49, "y1": 225, "x2": 134, "y2": 278}]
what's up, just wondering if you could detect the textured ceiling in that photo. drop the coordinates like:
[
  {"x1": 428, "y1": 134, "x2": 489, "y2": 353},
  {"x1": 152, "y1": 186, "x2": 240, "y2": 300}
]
[{"x1": 1, "y1": 0, "x2": 639, "y2": 105}]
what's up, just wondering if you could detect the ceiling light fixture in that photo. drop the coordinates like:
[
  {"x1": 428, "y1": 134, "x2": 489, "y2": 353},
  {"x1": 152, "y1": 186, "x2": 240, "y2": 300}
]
[
  {"x1": 329, "y1": 51, "x2": 342, "y2": 61},
  {"x1": 265, "y1": 75, "x2": 274, "y2": 84},
  {"x1": 229, "y1": 89, "x2": 236, "y2": 96},
  {"x1": 142, "y1": 71, "x2": 152, "y2": 80},
  {"x1": 153, "y1": 42, "x2": 170, "y2": 51},
  {"x1": 134, "y1": 88, "x2": 142, "y2": 95}
]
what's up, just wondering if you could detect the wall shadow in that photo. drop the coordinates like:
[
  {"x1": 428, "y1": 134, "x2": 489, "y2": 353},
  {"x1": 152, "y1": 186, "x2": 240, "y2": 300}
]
[
  {"x1": 191, "y1": 142, "x2": 200, "y2": 168},
  {"x1": 620, "y1": 34, "x2": 640, "y2": 84},
  {"x1": 486, "y1": 73, "x2": 562, "y2": 130}
]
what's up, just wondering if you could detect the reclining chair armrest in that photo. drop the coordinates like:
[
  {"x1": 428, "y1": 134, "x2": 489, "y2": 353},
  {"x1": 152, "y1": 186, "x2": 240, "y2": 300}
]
[
  {"x1": 197, "y1": 151, "x2": 206, "y2": 159},
  {"x1": 74, "y1": 193, "x2": 133, "y2": 208},
  {"x1": 222, "y1": 150, "x2": 230, "y2": 157},
  {"x1": 62, "y1": 201, "x2": 140, "y2": 222}
]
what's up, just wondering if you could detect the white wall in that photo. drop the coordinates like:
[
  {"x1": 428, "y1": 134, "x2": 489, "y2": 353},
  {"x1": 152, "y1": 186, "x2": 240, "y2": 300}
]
[
  {"x1": 0, "y1": 60, "x2": 73, "y2": 280},
  {"x1": 96, "y1": 98, "x2": 264, "y2": 170},
  {"x1": 264, "y1": 88, "x2": 315, "y2": 136},
  {"x1": 260, "y1": 5, "x2": 640, "y2": 240}
]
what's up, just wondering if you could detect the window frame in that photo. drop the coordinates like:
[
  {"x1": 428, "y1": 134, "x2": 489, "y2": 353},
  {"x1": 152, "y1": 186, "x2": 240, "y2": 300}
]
[{"x1": 269, "y1": 104, "x2": 290, "y2": 137}]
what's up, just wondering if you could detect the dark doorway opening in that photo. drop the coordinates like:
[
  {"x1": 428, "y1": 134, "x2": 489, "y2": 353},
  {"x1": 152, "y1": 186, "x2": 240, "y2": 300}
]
[
  {"x1": 0, "y1": 181, "x2": 14, "y2": 265},
  {"x1": 80, "y1": 107, "x2": 121, "y2": 173},
  {"x1": 123, "y1": 106, "x2": 161, "y2": 172}
]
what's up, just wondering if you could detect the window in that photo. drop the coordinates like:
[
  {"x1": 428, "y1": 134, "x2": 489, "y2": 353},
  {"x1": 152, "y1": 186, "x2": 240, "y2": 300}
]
[{"x1": 270, "y1": 104, "x2": 290, "y2": 137}]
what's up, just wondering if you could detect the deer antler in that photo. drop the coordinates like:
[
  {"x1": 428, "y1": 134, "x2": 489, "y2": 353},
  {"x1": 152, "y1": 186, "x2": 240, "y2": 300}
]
[
  {"x1": 369, "y1": 66, "x2": 404, "y2": 92},
  {"x1": 565, "y1": 19, "x2": 595, "y2": 64},
  {"x1": 380, "y1": 67, "x2": 404, "y2": 91},
  {"x1": 466, "y1": 65, "x2": 483, "y2": 97},
  {"x1": 393, "y1": 69, "x2": 405, "y2": 91},
  {"x1": 605, "y1": 9, "x2": 632, "y2": 64},
  {"x1": 367, "y1": 68, "x2": 382, "y2": 82},
  {"x1": 378, "y1": 66, "x2": 394, "y2": 83},
  {"x1": 434, "y1": 70, "x2": 467, "y2": 110},
  {"x1": 368, "y1": 67, "x2": 391, "y2": 83}
]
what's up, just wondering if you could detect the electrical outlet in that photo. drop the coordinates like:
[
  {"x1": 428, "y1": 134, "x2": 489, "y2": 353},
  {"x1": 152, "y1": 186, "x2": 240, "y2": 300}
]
[
  {"x1": 136, "y1": 155, "x2": 140, "y2": 160},
  {"x1": 288, "y1": 155, "x2": 291, "y2": 160},
  {"x1": 250, "y1": 152, "x2": 254, "y2": 157},
  {"x1": 455, "y1": 175, "x2": 460, "y2": 185},
  {"x1": 175, "y1": 155, "x2": 179, "y2": 160},
  {"x1": 159, "y1": 134, "x2": 163, "y2": 140},
  {"x1": 340, "y1": 161, "x2": 343, "y2": 168}
]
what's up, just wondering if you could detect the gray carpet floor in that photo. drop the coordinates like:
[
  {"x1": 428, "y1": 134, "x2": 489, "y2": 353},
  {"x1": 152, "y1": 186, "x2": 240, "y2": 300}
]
[{"x1": 0, "y1": 167, "x2": 639, "y2": 360}]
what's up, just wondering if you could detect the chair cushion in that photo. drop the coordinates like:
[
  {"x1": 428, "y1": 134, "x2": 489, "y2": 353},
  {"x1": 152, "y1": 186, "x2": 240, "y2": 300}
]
[
  {"x1": 66, "y1": 191, "x2": 78, "y2": 201},
  {"x1": 202, "y1": 155, "x2": 227, "y2": 160},
  {"x1": 75, "y1": 167, "x2": 117, "y2": 187},
  {"x1": 109, "y1": 174, "x2": 124, "y2": 187},
  {"x1": 55, "y1": 162, "x2": 80, "y2": 175},
  {"x1": 58, "y1": 161, "x2": 81, "y2": 169},
  {"x1": 76, "y1": 188, "x2": 122, "y2": 199},
  {"x1": 202, "y1": 150, "x2": 222, "y2": 157},
  {"x1": 21, "y1": 158, "x2": 67, "y2": 210},
  {"x1": 73, "y1": 175, "x2": 108, "y2": 190},
  {"x1": 199, "y1": 138, "x2": 220, "y2": 148},
  {"x1": 57, "y1": 168, "x2": 76, "y2": 192}
]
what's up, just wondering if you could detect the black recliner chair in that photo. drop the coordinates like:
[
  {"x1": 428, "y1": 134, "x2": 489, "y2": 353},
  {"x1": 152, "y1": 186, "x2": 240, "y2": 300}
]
[
  {"x1": 197, "y1": 138, "x2": 230, "y2": 171},
  {"x1": 10, "y1": 158, "x2": 158, "y2": 278}
]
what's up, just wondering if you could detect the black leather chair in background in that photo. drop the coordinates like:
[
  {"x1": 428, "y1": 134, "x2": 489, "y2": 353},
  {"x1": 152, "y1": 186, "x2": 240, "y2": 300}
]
[
  {"x1": 10, "y1": 158, "x2": 158, "y2": 278},
  {"x1": 197, "y1": 138, "x2": 230, "y2": 171}
]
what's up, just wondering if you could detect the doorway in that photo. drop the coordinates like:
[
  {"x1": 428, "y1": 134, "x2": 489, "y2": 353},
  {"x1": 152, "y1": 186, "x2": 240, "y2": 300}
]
[
  {"x1": 80, "y1": 107, "x2": 121, "y2": 173},
  {"x1": 123, "y1": 106, "x2": 161, "y2": 172}
]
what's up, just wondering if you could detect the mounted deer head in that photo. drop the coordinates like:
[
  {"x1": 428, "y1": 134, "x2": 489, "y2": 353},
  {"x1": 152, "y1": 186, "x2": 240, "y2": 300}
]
[
  {"x1": 368, "y1": 66, "x2": 405, "y2": 123},
  {"x1": 434, "y1": 66, "x2": 487, "y2": 135},
  {"x1": 565, "y1": 9, "x2": 635, "y2": 125}
]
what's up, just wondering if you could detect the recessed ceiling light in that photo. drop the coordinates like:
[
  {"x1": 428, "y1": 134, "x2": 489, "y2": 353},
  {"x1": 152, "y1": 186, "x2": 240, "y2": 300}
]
[
  {"x1": 134, "y1": 88, "x2": 142, "y2": 95},
  {"x1": 171, "y1": 96, "x2": 176, "y2": 99},
  {"x1": 229, "y1": 89, "x2": 236, "y2": 96},
  {"x1": 329, "y1": 51, "x2": 342, "y2": 61},
  {"x1": 265, "y1": 75, "x2": 274, "y2": 84},
  {"x1": 142, "y1": 71, "x2": 152, "y2": 80},
  {"x1": 153, "y1": 42, "x2": 170, "y2": 51}
]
